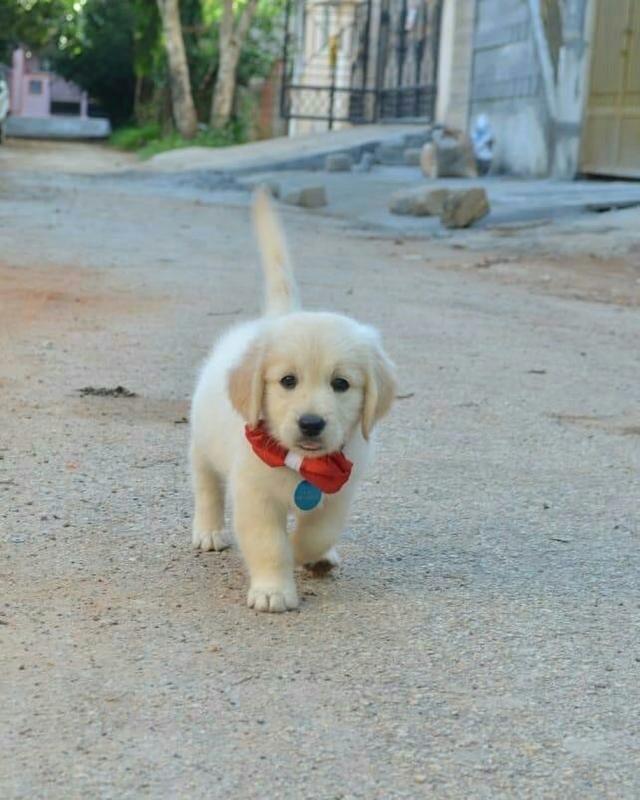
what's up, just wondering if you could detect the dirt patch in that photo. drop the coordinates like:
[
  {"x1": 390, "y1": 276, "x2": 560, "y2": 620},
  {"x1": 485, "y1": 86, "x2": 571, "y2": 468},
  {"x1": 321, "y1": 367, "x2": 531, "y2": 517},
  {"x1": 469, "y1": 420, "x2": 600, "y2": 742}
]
[
  {"x1": 0, "y1": 261, "x2": 163, "y2": 337},
  {"x1": 450, "y1": 252, "x2": 640, "y2": 307},
  {"x1": 549, "y1": 412, "x2": 640, "y2": 436},
  {"x1": 384, "y1": 229, "x2": 640, "y2": 307},
  {"x1": 70, "y1": 395, "x2": 190, "y2": 427},
  {"x1": 78, "y1": 385, "x2": 138, "y2": 398},
  {"x1": 501, "y1": 255, "x2": 639, "y2": 307},
  {"x1": 0, "y1": 139, "x2": 135, "y2": 174}
]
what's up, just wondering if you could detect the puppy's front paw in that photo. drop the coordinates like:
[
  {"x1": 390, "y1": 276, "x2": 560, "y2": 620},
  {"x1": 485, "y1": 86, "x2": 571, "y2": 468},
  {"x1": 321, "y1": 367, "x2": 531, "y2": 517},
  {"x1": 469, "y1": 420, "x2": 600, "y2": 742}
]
[
  {"x1": 304, "y1": 546, "x2": 341, "y2": 576},
  {"x1": 192, "y1": 529, "x2": 232, "y2": 552},
  {"x1": 247, "y1": 583, "x2": 299, "y2": 613}
]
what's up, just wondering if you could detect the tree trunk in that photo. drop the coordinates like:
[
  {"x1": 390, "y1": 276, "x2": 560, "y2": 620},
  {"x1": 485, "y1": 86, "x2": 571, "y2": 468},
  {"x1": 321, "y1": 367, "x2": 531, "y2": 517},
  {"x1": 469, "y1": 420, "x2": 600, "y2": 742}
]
[
  {"x1": 157, "y1": 0, "x2": 198, "y2": 139},
  {"x1": 211, "y1": 40, "x2": 241, "y2": 127},
  {"x1": 210, "y1": 0, "x2": 259, "y2": 128}
]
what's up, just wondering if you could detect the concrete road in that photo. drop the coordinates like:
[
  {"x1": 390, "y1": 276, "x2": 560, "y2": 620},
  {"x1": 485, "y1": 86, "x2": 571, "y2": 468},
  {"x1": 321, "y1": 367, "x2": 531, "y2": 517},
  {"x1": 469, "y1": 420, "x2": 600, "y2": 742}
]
[
  {"x1": 240, "y1": 168, "x2": 640, "y2": 233},
  {"x1": 1, "y1": 143, "x2": 639, "y2": 799}
]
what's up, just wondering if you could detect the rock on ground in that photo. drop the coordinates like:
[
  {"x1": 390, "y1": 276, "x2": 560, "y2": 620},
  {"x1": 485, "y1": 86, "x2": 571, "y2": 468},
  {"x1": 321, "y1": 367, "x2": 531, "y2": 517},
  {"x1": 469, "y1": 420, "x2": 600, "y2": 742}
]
[
  {"x1": 441, "y1": 187, "x2": 490, "y2": 228},
  {"x1": 281, "y1": 185, "x2": 328, "y2": 208},
  {"x1": 389, "y1": 186, "x2": 449, "y2": 216},
  {"x1": 421, "y1": 128, "x2": 478, "y2": 178}
]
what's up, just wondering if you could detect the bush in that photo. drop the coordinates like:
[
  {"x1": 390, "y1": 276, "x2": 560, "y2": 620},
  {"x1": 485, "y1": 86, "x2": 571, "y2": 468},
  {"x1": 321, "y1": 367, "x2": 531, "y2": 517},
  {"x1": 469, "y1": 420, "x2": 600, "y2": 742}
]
[
  {"x1": 110, "y1": 122, "x2": 247, "y2": 159},
  {"x1": 109, "y1": 123, "x2": 161, "y2": 151}
]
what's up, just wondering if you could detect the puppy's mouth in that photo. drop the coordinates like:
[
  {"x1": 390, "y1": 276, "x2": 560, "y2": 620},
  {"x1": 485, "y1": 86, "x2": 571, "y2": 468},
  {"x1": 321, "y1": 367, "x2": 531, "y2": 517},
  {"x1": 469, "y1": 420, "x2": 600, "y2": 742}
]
[{"x1": 297, "y1": 440, "x2": 325, "y2": 453}]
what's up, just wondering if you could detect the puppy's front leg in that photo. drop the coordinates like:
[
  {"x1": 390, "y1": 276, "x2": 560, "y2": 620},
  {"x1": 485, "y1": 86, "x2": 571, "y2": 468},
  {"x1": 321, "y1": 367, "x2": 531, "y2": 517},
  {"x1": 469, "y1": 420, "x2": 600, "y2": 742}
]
[{"x1": 233, "y1": 484, "x2": 298, "y2": 613}]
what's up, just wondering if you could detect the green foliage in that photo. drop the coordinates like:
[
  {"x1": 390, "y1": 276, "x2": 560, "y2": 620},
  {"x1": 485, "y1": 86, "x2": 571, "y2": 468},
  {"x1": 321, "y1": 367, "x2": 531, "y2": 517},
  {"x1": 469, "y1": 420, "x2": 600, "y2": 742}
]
[
  {"x1": 131, "y1": 0, "x2": 162, "y2": 81},
  {"x1": 137, "y1": 126, "x2": 243, "y2": 158},
  {"x1": 0, "y1": 0, "x2": 70, "y2": 63},
  {"x1": 109, "y1": 120, "x2": 247, "y2": 159},
  {"x1": 200, "y1": 0, "x2": 286, "y2": 86},
  {"x1": 51, "y1": 0, "x2": 136, "y2": 125},
  {"x1": 109, "y1": 122, "x2": 162, "y2": 151},
  {"x1": 1, "y1": 0, "x2": 284, "y2": 134},
  {"x1": 236, "y1": 0, "x2": 286, "y2": 85}
]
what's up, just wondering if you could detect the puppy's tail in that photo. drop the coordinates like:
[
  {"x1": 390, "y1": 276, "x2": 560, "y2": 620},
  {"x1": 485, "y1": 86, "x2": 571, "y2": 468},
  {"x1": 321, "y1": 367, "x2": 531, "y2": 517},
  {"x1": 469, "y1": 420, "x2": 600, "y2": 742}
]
[{"x1": 252, "y1": 187, "x2": 300, "y2": 316}]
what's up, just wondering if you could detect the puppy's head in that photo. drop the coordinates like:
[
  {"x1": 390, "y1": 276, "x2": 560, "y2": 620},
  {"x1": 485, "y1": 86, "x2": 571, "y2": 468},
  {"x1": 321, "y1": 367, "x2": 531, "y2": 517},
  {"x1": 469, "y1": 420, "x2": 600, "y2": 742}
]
[{"x1": 229, "y1": 312, "x2": 395, "y2": 455}]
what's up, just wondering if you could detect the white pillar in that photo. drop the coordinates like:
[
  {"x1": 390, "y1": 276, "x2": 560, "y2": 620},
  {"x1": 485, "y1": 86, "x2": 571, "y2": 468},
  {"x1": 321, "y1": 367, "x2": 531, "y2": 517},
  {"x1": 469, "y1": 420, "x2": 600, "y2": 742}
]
[
  {"x1": 435, "y1": 0, "x2": 476, "y2": 132},
  {"x1": 11, "y1": 47, "x2": 25, "y2": 115}
]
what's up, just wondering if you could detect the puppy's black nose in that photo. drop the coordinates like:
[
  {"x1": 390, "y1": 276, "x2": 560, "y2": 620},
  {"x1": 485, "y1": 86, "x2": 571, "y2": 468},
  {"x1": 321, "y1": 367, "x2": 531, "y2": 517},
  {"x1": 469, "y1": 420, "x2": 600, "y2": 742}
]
[{"x1": 298, "y1": 414, "x2": 326, "y2": 438}]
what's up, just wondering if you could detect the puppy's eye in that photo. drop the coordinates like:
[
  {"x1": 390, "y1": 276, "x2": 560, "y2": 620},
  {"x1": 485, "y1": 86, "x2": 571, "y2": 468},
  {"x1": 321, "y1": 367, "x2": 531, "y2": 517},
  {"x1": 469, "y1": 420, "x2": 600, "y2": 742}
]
[
  {"x1": 331, "y1": 377, "x2": 350, "y2": 393},
  {"x1": 280, "y1": 374, "x2": 297, "y2": 390}
]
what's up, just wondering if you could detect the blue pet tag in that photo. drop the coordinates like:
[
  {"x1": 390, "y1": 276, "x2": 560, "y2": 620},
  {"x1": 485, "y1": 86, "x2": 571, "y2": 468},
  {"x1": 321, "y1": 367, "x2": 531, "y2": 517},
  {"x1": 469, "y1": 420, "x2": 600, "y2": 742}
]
[{"x1": 294, "y1": 480, "x2": 322, "y2": 511}]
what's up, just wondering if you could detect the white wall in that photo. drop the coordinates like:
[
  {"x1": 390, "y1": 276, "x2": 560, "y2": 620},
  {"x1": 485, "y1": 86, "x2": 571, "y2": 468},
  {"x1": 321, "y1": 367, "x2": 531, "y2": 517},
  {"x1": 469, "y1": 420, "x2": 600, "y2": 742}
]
[{"x1": 469, "y1": 0, "x2": 551, "y2": 175}]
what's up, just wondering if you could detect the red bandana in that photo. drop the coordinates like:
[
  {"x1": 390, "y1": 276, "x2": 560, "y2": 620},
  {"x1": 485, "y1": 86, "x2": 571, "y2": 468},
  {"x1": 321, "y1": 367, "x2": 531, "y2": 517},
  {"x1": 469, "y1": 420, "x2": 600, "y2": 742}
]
[{"x1": 245, "y1": 422, "x2": 353, "y2": 494}]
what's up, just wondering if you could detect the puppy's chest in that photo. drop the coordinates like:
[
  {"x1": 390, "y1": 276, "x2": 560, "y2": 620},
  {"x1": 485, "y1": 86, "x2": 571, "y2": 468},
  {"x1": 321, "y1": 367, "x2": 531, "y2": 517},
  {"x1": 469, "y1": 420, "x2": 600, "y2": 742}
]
[{"x1": 249, "y1": 457, "x2": 359, "y2": 513}]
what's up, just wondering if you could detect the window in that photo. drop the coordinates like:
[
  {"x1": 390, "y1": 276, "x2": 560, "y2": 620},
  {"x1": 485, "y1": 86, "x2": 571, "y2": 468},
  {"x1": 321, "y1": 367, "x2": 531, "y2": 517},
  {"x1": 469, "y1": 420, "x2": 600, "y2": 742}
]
[{"x1": 29, "y1": 80, "x2": 43, "y2": 95}]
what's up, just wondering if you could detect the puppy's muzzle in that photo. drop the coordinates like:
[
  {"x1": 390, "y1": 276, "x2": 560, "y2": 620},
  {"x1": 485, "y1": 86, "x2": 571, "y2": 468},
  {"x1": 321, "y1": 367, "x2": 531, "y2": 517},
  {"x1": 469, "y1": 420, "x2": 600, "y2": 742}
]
[{"x1": 298, "y1": 414, "x2": 326, "y2": 438}]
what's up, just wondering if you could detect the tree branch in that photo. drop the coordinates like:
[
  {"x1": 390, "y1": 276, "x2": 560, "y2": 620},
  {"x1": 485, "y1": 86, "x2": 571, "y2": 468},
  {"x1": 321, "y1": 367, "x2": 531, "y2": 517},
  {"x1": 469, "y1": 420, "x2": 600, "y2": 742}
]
[{"x1": 236, "y1": 0, "x2": 260, "y2": 43}]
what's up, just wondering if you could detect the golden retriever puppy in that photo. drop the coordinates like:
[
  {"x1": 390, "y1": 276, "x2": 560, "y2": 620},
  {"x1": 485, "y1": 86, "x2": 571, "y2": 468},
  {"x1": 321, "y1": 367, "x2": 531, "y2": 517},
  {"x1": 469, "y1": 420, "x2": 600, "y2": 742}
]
[{"x1": 190, "y1": 189, "x2": 395, "y2": 612}]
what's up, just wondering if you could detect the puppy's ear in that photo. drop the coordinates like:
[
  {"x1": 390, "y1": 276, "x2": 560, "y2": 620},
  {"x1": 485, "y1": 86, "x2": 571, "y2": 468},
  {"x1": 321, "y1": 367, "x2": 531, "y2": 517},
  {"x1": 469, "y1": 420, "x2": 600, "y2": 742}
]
[
  {"x1": 362, "y1": 339, "x2": 396, "y2": 440},
  {"x1": 228, "y1": 341, "x2": 264, "y2": 426}
]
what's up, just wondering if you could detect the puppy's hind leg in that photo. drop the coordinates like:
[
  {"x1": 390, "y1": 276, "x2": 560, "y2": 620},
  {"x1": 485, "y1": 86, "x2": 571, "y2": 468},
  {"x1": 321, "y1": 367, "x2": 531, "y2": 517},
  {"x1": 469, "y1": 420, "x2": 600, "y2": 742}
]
[
  {"x1": 292, "y1": 493, "x2": 351, "y2": 575},
  {"x1": 191, "y1": 446, "x2": 232, "y2": 552}
]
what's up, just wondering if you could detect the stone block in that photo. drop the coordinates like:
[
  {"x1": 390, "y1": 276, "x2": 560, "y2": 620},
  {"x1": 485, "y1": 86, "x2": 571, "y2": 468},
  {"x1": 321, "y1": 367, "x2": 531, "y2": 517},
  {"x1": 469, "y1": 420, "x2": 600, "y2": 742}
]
[
  {"x1": 440, "y1": 188, "x2": 490, "y2": 228},
  {"x1": 431, "y1": 127, "x2": 478, "y2": 178},
  {"x1": 281, "y1": 185, "x2": 328, "y2": 209},
  {"x1": 389, "y1": 187, "x2": 450, "y2": 217}
]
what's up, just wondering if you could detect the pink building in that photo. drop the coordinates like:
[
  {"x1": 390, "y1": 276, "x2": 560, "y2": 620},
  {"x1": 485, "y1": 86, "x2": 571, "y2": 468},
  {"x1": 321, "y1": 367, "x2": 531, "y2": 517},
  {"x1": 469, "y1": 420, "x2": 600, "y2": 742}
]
[
  {"x1": 9, "y1": 47, "x2": 88, "y2": 119},
  {"x1": 5, "y1": 47, "x2": 109, "y2": 138}
]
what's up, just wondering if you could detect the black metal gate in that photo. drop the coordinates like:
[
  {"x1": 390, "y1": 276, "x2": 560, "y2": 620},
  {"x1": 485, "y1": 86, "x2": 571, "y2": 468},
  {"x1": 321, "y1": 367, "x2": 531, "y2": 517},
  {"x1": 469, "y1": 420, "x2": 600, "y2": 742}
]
[{"x1": 280, "y1": 0, "x2": 442, "y2": 129}]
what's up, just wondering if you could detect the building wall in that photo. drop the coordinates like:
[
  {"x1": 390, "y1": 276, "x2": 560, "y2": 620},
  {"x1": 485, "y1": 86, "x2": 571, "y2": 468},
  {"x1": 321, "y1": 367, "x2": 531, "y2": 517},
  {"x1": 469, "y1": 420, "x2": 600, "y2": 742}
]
[
  {"x1": 20, "y1": 72, "x2": 51, "y2": 117},
  {"x1": 469, "y1": 0, "x2": 552, "y2": 175},
  {"x1": 464, "y1": 0, "x2": 594, "y2": 177},
  {"x1": 9, "y1": 47, "x2": 87, "y2": 120}
]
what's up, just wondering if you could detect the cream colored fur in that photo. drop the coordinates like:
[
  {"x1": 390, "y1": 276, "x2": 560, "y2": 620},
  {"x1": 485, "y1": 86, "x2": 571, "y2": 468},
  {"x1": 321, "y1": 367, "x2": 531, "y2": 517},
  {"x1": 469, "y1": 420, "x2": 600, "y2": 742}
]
[{"x1": 190, "y1": 189, "x2": 395, "y2": 612}]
